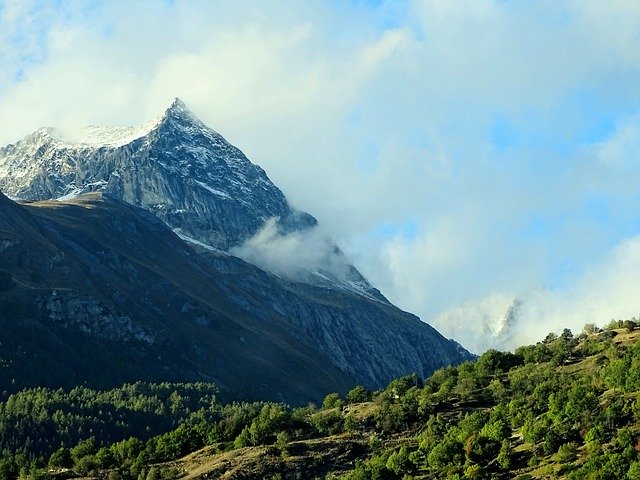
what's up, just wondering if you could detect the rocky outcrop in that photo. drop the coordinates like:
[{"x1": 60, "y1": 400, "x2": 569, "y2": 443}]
[{"x1": 45, "y1": 290, "x2": 154, "y2": 344}]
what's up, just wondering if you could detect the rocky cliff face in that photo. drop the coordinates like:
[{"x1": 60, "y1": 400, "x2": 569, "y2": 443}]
[
  {"x1": 198, "y1": 247, "x2": 470, "y2": 387},
  {"x1": 0, "y1": 100, "x2": 473, "y2": 402}
]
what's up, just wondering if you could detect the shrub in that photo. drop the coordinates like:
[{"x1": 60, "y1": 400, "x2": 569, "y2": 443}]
[
  {"x1": 346, "y1": 386, "x2": 371, "y2": 404},
  {"x1": 323, "y1": 393, "x2": 343, "y2": 410},
  {"x1": 310, "y1": 409, "x2": 343, "y2": 435},
  {"x1": 555, "y1": 442, "x2": 577, "y2": 463}
]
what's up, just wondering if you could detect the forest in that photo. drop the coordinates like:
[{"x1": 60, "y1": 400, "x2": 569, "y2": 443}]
[{"x1": 3, "y1": 319, "x2": 640, "y2": 479}]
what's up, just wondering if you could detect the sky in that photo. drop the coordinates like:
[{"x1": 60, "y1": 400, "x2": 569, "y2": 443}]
[{"x1": 2, "y1": 0, "x2": 640, "y2": 352}]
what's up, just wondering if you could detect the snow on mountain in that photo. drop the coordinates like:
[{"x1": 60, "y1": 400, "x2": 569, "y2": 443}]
[
  {"x1": 69, "y1": 117, "x2": 164, "y2": 147},
  {"x1": 0, "y1": 98, "x2": 382, "y2": 300},
  {"x1": 431, "y1": 295, "x2": 523, "y2": 354}
]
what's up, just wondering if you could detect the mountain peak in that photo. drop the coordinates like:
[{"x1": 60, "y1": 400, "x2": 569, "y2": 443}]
[
  {"x1": 165, "y1": 97, "x2": 189, "y2": 116},
  {"x1": 161, "y1": 97, "x2": 203, "y2": 126},
  {"x1": 168, "y1": 97, "x2": 188, "y2": 111}
]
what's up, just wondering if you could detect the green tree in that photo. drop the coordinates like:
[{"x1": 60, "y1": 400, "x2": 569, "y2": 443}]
[
  {"x1": 323, "y1": 393, "x2": 343, "y2": 410},
  {"x1": 555, "y1": 442, "x2": 577, "y2": 463},
  {"x1": 628, "y1": 461, "x2": 640, "y2": 480},
  {"x1": 48, "y1": 447, "x2": 73, "y2": 469},
  {"x1": 96, "y1": 447, "x2": 116, "y2": 468},
  {"x1": 275, "y1": 431, "x2": 290, "y2": 457},
  {"x1": 0, "y1": 458, "x2": 16, "y2": 480},
  {"x1": 582, "y1": 323, "x2": 599, "y2": 335},
  {"x1": 497, "y1": 440, "x2": 512, "y2": 469},
  {"x1": 346, "y1": 386, "x2": 370, "y2": 404},
  {"x1": 427, "y1": 435, "x2": 464, "y2": 469},
  {"x1": 386, "y1": 446, "x2": 411, "y2": 475},
  {"x1": 74, "y1": 455, "x2": 97, "y2": 476},
  {"x1": 146, "y1": 466, "x2": 158, "y2": 480},
  {"x1": 71, "y1": 437, "x2": 97, "y2": 462}
]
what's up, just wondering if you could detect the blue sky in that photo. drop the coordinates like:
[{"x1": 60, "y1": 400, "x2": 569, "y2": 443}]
[{"x1": 2, "y1": 0, "x2": 640, "y2": 352}]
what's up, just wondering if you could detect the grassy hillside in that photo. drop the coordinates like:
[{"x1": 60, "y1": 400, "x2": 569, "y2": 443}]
[{"x1": 6, "y1": 319, "x2": 640, "y2": 479}]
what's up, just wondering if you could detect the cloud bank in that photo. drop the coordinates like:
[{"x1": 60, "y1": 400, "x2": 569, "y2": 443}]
[
  {"x1": 3, "y1": 0, "x2": 640, "y2": 352},
  {"x1": 231, "y1": 218, "x2": 354, "y2": 282}
]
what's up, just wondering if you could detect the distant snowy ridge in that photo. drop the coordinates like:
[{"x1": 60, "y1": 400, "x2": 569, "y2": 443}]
[
  {"x1": 65, "y1": 117, "x2": 164, "y2": 147},
  {"x1": 34, "y1": 100, "x2": 189, "y2": 148},
  {"x1": 431, "y1": 295, "x2": 522, "y2": 353}
]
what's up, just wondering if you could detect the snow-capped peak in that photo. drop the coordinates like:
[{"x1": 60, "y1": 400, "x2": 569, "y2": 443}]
[
  {"x1": 165, "y1": 97, "x2": 191, "y2": 117},
  {"x1": 21, "y1": 98, "x2": 203, "y2": 149},
  {"x1": 157, "y1": 97, "x2": 213, "y2": 136},
  {"x1": 78, "y1": 98, "x2": 208, "y2": 147}
]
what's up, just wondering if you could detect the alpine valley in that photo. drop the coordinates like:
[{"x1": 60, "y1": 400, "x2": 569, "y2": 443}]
[{"x1": 0, "y1": 99, "x2": 472, "y2": 405}]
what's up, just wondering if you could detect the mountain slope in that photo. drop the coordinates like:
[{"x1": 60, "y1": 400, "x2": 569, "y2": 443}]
[
  {"x1": 0, "y1": 192, "x2": 470, "y2": 403},
  {"x1": 0, "y1": 192, "x2": 355, "y2": 402},
  {"x1": 152, "y1": 324, "x2": 640, "y2": 480}
]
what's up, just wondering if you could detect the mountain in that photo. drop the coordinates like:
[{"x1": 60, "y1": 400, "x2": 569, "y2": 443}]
[
  {"x1": 0, "y1": 192, "x2": 358, "y2": 402},
  {"x1": 0, "y1": 100, "x2": 472, "y2": 403},
  {"x1": 432, "y1": 295, "x2": 524, "y2": 354},
  {"x1": 0, "y1": 99, "x2": 375, "y2": 298}
]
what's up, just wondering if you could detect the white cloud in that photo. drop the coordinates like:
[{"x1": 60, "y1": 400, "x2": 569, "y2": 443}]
[
  {"x1": 413, "y1": 234, "x2": 640, "y2": 354},
  {"x1": 430, "y1": 294, "x2": 517, "y2": 354},
  {"x1": 596, "y1": 116, "x2": 640, "y2": 169},
  {"x1": 509, "y1": 235, "x2": 640, "y2": 348},
  {"x1": 230, "y1": 218, "x2": 354, "y2": 281}
]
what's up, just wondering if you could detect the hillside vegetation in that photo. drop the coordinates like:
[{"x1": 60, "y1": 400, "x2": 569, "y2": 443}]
[{"x1": 5, "y1": 319, "x2": 640, "y2": 479}]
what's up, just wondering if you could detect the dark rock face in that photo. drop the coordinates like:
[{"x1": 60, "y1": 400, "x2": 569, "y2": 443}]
[
  {"x1": 198, "y1": 248, "x2": 471, "y2": 388},
  {"x1": 0, "y1": 193, "x2": 353, "y2": 403},
  {"x1": 0, "y1": 100, "x2": 474, "y2": 403}
]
